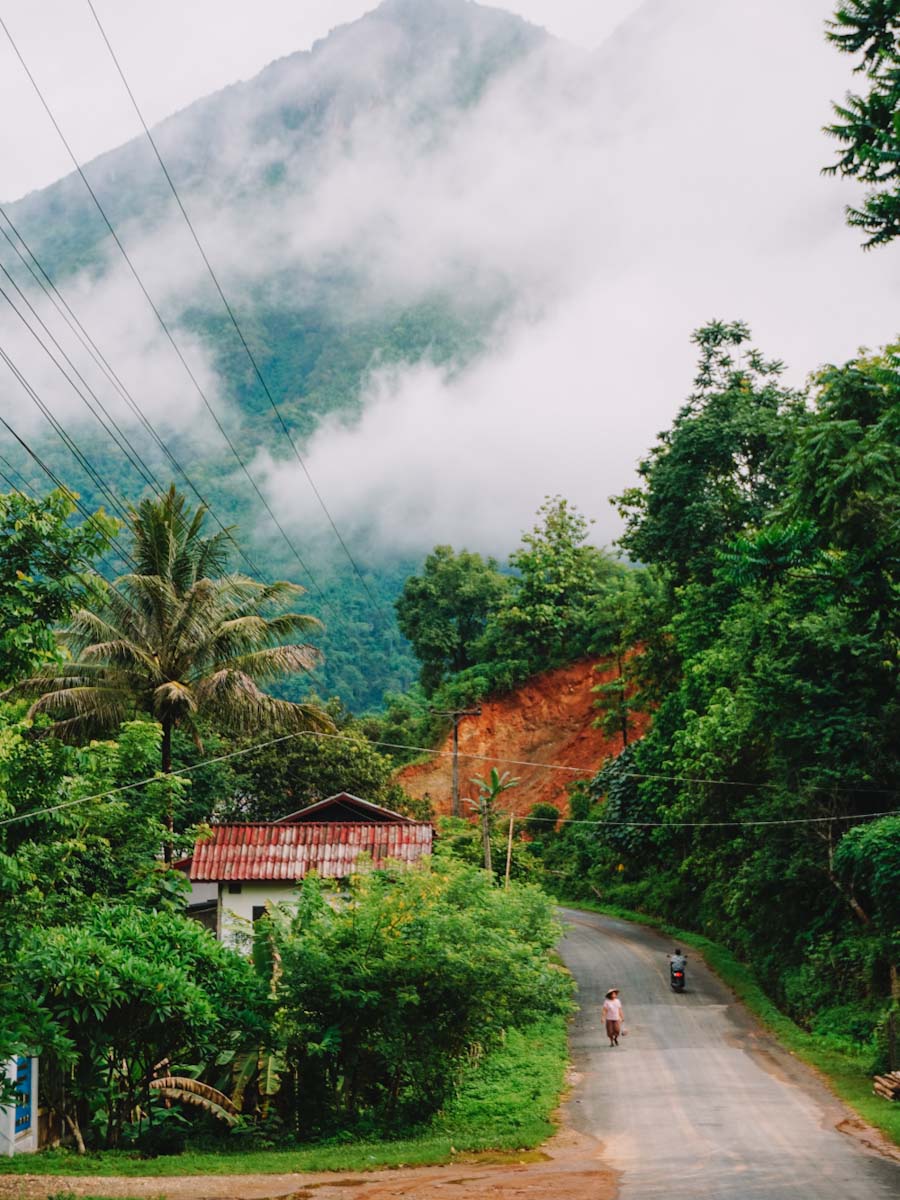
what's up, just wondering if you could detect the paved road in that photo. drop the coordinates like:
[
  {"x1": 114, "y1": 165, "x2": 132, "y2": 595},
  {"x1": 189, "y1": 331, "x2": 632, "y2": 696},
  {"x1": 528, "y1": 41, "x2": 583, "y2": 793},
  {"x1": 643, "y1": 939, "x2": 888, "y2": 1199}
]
[
  {"x1": 3, "y1": 911, "x2": 898, "y2": 1200},
  {"x1": 558, "y1": 908, "x2": 900, "y2": 1199}
]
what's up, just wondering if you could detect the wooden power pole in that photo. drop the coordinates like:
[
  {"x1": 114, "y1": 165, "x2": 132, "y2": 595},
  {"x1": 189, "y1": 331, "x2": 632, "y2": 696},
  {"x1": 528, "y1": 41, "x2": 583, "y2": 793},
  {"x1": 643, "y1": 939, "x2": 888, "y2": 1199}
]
[{"x1": 430, "y1": 706, "x2": 481, "y2": 816}]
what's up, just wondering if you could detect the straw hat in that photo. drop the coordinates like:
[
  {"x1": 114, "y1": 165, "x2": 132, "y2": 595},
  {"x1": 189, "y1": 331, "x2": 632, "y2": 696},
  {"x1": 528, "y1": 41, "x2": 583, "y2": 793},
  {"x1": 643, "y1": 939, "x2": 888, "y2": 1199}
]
[{"x1": 605, "y1": 988, "x2": 620, "y2": 998}]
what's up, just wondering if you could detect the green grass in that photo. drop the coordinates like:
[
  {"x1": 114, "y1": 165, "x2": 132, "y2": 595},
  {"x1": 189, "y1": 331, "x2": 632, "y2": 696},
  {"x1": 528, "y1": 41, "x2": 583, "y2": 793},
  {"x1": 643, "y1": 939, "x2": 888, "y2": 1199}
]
[
  {"x1": 562, "y1": 898, "x2": 900, "y2": 1148},
  {"x1": 0, "y1": 1017, "x2": 567, "y2": 1177}
]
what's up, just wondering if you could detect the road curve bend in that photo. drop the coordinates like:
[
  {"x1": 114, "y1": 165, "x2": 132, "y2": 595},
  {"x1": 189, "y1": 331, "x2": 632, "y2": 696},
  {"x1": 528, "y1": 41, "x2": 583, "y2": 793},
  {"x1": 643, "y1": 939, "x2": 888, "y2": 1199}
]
[{"x1": 558, "y1": 907, "x2": 900, "y2": 1199}]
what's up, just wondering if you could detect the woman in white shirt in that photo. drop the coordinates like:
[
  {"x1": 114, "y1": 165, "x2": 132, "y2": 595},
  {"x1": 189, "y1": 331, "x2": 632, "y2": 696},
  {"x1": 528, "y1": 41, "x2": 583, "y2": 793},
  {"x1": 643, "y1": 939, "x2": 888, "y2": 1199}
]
[{"x1": 602, "y1": 987, "x2": 624, "y2": 1046}]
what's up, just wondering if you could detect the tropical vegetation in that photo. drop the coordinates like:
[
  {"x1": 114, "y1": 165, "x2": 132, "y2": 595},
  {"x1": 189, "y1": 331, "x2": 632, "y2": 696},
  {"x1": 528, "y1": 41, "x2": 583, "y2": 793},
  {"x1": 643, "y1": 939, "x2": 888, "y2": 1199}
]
[{"x1": 0, "y1": 484, "x2": 568, "y2": 1162}]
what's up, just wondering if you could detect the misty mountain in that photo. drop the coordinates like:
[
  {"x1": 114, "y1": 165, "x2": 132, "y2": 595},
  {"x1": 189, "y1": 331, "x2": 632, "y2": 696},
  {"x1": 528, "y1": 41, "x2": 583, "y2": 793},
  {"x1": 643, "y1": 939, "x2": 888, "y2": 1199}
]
[
  {"x1": 2, "y1": 0, "x2": 897, "y2": 710},
  {"x1": 0, "y1": 0, "x2": 561, "y2": 707}
]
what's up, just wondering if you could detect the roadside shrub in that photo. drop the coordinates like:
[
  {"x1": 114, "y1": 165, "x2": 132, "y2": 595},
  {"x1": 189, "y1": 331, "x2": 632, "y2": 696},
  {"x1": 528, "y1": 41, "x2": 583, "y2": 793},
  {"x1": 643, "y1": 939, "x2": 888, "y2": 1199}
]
[
  {"x1": 18, "y1": 904, "x2": 269, "y2": 1151},
  {"x1": 274, "y1": 860, "x2": 573, "y2": 1137}
]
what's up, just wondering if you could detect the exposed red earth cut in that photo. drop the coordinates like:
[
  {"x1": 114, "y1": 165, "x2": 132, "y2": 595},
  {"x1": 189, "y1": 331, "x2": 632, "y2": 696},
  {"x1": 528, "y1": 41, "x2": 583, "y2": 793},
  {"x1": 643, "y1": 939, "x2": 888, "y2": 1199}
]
[{"x1": 396, "y1": 658, "x2": 649, "y2": 817}]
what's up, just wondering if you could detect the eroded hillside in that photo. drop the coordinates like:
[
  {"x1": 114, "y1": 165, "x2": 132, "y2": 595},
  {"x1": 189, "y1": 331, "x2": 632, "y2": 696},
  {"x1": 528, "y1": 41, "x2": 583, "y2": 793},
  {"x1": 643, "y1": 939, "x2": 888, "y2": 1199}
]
[{"x1": 396, "y1": 657, "x2": 649, "y2": 817}]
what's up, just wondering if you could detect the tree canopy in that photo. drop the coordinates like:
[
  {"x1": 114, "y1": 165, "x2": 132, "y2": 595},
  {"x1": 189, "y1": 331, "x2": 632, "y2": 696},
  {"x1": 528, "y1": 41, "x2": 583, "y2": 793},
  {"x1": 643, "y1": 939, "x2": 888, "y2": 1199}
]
[
  {"x1": 0, "y1": 489, "x2": 117, "y2": 684},
  {"x1": 16, "y1": 489, "x2": 331, "y2": 768},
  {"x1": 825, "y1": 0, "x2": 900, "y2": 246}
]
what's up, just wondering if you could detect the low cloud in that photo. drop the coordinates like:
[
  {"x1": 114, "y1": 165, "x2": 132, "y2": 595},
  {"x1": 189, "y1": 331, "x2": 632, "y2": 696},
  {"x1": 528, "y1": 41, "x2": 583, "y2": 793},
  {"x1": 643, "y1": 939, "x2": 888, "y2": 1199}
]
[{"x1": 1, "y1": 0, "x2": 897, "y2": 560}]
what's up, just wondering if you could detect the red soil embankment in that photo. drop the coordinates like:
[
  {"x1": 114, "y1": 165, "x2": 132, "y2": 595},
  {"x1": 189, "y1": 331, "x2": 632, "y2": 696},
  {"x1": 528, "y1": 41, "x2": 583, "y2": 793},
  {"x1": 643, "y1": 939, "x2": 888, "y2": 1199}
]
[{"x1": 396, "y1": 658, "x2": 649, "y2": 818}]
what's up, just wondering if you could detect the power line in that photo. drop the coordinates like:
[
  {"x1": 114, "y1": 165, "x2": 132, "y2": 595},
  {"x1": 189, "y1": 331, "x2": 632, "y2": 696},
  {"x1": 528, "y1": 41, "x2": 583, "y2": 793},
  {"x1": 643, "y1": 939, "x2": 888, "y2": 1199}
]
[
  {"x1": 1, "y1": 724, "x2": 895, "y2": 830},
  {"x1": 0, "y1": 211, "x2": 270, "y2": 584},
  {"x1": 0, "y1": 447, "x2": 36, "y2": 494},
  {"x1": 84, "y1": 0, "x2": 387, "y2": 627},
  {"x1": 0, "y1": 407, "x2": 138, "y2": 571},
  {"x1": 0, "y1": 339, "x2": 135, "y2": 528},
  {"x1": 0, "y1": 260, "x2": 162, "y2": 492},
  {"x1": 509, "y1": 811, "x2": 900, "y2": 827},
  {"x1": 0, "y1": 15, "x2": 330, "y2": 613}
]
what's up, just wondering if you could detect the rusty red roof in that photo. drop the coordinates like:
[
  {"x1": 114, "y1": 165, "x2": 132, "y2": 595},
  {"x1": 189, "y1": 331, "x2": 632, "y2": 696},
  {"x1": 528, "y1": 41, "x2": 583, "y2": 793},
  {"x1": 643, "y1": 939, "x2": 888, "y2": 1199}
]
[{"x1": 188, "y1": 821, "x2": 433, "y2": 882}]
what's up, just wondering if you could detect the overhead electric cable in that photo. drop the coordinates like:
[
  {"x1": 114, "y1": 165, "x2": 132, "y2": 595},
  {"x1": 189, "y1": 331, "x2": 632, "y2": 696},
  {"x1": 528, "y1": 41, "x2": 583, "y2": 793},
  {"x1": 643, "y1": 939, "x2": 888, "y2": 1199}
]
[
  {"x1": 0, "y1": 446, "x2": 35, "y2": 494},
  {"x1": 0, "y1": 339, "x2": 135, "y2": 526},
  {"x1": 0, "y1": 15, "x2": 330, "y2": 612},
  {"x1": 0, "y1": 266, "x2": 162, "y2": 491},
  {"x1": 1, "y1": 724, "x2": 895, "y2": 830},
  {"x1": 84, "y1": 0, "x2": 386, "y2": 625},
  {"x1": 0, "y1": 211, "x2": 271, "y2": 584},
  {"x1": 0, "y1": 407, "x2": 138, "y2": 571}
]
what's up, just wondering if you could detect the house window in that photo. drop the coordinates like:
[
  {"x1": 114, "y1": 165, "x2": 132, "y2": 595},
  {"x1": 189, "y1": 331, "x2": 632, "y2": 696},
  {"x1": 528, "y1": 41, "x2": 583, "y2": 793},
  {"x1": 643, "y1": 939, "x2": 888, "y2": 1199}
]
[
  {"x1": 227, "y1": 882, "x2": 242, "y2": 894},
  {"x1": 252, "y1": 905, "x2": 267, "y2": 923}
]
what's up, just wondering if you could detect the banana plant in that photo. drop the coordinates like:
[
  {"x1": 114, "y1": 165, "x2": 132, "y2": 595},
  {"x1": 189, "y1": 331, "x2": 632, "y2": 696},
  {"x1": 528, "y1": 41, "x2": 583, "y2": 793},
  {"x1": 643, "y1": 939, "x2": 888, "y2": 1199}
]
[{"x1": 149, "y1": 1076, "x2": 239, "y2": 1126}]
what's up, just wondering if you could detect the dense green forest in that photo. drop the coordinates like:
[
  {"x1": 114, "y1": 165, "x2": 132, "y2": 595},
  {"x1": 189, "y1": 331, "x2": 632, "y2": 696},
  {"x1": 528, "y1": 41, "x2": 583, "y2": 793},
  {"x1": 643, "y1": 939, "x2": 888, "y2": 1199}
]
[{"x1": 387, "y1": 320, "x2": 899, "y2": 1062}]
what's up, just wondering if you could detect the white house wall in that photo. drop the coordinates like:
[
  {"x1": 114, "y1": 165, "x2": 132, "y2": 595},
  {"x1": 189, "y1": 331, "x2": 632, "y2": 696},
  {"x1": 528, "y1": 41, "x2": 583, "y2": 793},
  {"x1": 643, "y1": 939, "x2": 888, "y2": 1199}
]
[
  {"x1": 185, "y1": 880, "x2": 217, "y2": 907},
  {"x1": 217, "y1": 882, "x2": 299, "y2": 949}
]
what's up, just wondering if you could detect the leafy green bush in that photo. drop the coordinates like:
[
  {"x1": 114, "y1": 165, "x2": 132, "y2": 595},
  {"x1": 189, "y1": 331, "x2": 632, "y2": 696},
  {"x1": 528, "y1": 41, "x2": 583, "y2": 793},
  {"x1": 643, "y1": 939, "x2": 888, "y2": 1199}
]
[
  {"x1": 274, "y1": 860, "x2": 572, "y2": 1136},
  {"x1": 18, "y1": 905, "x2": 269, "y2": 1151}
]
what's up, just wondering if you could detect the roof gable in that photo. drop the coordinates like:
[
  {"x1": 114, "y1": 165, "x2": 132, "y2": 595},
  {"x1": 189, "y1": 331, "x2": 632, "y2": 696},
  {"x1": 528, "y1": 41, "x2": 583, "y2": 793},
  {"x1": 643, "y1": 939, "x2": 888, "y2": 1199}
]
[{"x1": 275, "y1": 792, "x2": 415, "y2": 824}]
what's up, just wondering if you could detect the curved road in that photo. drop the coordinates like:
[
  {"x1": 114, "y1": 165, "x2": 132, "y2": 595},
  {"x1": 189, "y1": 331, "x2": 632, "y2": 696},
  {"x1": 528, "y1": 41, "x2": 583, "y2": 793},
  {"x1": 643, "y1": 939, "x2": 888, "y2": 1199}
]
[
  {"x1": 558, "y1": 907, "x2": 900, "y2": 1199},
  {"x1": 3, "y1": 910, "x2": 899, "y2": 1200}
]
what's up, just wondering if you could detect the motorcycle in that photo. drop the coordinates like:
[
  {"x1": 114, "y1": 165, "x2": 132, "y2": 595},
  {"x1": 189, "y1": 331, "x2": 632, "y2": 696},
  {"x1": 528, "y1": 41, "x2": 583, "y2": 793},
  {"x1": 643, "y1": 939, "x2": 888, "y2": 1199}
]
[{"x1": 668, "y1": 953, "x2": 687, "y2": 992}]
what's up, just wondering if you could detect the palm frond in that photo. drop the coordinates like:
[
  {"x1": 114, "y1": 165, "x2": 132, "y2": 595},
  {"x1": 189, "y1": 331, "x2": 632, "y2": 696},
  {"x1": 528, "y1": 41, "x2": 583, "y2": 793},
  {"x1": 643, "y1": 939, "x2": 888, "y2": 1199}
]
[
  {"x1": 218, "y1": 644, "x2": 321, "y2": 683},
  {"x1": 152, "y1": 679, "x2": 197, "y2": 720},
  {"x1": 27, "y1": 687, "x2": 128, "y2": 742},
  {"x1": 129, "y1": 486, "x2": 234, "y2": 593},
  {"x1": 7, "y1": 662, "x2": 119, "y2": 697},
  {"x1": 61, "y1": 607, "x2": 130, "y2": 653},
  {"x1": 80, "y1": 640, "x2": 159, "y2": 674},
  {"x1": 215, "y1": 577, "x2": 309, "y2": 620},
  {"x1": 195, "y1": 669, "x2": 333, "y2": 733}
]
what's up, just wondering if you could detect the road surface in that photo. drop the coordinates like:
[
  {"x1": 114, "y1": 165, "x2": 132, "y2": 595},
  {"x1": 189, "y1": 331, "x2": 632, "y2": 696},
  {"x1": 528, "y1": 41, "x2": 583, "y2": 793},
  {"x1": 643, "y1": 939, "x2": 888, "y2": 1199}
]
[
  {"x1": 2, "y1": 909, "x2": 898, "y2": 1199},
  {"x1": 558, "y1": 907, "x2": 900, "y2": 1199}
]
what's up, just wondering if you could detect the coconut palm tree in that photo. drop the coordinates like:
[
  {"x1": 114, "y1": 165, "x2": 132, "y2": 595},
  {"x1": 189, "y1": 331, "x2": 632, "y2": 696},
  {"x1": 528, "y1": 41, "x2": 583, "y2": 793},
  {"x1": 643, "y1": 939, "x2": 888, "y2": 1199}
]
[{"x1": 15, "y1": 488, "x2": 331, "y2": 857}]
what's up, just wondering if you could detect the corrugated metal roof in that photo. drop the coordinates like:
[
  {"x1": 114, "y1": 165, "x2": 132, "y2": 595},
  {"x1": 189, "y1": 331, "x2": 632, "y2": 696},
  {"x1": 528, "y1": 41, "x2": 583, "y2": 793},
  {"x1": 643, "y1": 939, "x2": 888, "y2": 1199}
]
[{"x1": 188, "y1": 821, "x2": 433, "y2": 882}]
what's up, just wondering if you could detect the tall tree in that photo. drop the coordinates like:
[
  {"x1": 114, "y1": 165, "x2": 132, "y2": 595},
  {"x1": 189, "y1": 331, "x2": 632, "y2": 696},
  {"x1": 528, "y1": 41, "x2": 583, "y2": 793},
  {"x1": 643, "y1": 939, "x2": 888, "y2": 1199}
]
[
  {"x1": 396, "y1": 545, "x2": 507, "y2": 695},
  {"x1": 16, "y1": 489, "x2": 331, "y2": 856},
  {"x1": 0, "y1": 489, "x2": 116, "y2": 684},
  {"x1": 614, "y1": 322, "x2": 804, "y2": 588},
  {"x1": 492, "y1": 496, "x2": 620, "y2": 669},
  {"x1": 824, "y1": 1, "x2": 900, "y2": 247}
]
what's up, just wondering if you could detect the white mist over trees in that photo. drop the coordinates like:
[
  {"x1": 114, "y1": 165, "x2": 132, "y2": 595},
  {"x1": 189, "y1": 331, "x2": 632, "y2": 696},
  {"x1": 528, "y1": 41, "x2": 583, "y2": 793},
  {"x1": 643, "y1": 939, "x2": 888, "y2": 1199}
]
[{"x1": 0, "y1": 0, "x2": 896, "y2": 566}]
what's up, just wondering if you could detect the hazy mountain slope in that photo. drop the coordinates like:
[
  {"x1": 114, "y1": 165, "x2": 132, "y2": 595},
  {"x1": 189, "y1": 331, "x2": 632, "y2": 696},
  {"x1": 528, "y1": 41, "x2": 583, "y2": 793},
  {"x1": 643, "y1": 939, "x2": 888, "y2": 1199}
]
[
  {"x1": 3, "y1": 0, "x2": 895, "y2": 710},
  {"x1": 0, "y1": 0, "x2": 557, "y2": 708}
]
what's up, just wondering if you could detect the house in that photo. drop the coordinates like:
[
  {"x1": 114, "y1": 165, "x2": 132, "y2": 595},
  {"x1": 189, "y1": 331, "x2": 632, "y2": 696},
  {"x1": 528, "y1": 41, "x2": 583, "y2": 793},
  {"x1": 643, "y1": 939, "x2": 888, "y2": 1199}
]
[{"x1": 180, "y1": 793, "x2": 433, "y2": 945}]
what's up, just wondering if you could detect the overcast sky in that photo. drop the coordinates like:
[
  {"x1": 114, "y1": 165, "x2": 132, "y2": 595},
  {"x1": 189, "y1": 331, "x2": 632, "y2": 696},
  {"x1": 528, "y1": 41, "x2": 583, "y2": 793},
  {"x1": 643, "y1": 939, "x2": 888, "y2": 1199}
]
[{"x1": 0, "y1": 0, "x2": 644, "y2": 201}]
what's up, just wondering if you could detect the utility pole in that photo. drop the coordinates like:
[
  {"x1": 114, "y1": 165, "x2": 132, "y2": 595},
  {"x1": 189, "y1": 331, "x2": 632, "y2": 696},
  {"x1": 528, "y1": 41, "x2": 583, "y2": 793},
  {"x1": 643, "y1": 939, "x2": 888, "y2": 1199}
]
[
  {"x1": 430, "y1": 707, "x2": 481, "y2": 816},
  {"x1": 504, "y1": 812, "x2": 515, "y2": 888}
]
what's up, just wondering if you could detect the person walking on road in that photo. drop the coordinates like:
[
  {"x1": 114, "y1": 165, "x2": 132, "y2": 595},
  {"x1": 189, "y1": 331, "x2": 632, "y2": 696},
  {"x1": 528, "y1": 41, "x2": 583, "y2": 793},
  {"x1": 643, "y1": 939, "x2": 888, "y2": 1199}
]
[{"x1": 603, "y1": 987, "x2": 624, "y2": 1046}]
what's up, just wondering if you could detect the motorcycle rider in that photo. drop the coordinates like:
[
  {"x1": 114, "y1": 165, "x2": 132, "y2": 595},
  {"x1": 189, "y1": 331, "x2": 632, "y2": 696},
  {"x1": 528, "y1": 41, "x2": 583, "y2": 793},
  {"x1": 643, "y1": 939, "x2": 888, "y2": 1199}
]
[{"x1": 667, "y1": 948, "x2": 687, "y2": 989}]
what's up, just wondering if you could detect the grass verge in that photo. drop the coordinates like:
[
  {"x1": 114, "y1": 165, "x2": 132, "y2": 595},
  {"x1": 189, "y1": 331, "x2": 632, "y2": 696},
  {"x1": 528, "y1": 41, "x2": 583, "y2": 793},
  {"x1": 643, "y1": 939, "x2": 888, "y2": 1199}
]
[
  {"x1": 0, "y1": 1016, "x2": 567, "y2": 1177},
  {"x1": 562, "y1": 897, "x2": 900, "y2": 1148}
]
